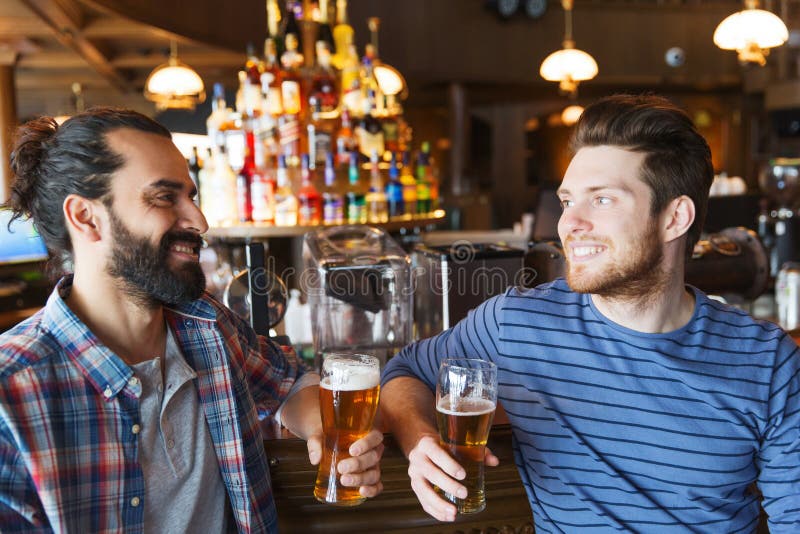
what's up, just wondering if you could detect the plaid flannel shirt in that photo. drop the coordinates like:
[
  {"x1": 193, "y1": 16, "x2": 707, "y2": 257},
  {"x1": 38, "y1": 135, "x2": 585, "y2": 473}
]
[{"x1": 0, "y1": 276, "x2": 307, "y2": 533}]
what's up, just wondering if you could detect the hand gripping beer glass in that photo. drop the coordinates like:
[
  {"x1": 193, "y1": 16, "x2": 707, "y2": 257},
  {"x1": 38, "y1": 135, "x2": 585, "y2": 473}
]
[
  {"x1": 435, "y1": 358, "x2": 497, "y2": 514},
  {"x1": 314, "y1": 353, "x2": 381, "y2": 506}
]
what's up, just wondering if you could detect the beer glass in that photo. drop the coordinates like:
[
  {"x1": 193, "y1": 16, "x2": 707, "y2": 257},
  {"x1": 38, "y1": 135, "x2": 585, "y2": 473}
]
[
  {"x1": 435, "y1": 358, "x2": 497, "y2": 514},
  {"x1": 314, "y1": 353, "x2": 380, "y2": 506}
]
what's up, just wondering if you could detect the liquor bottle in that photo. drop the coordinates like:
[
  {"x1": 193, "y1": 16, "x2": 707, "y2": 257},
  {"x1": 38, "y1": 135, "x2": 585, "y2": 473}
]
[
  {"x1": 345, "y1": 151, "x2": 366, "y2": 224},
  {"x1": 308, "y1": 42, "x2": 339, "y2": 115},
  {"x1": 279, "y1": 0, "x2": 303, "y2": 57},
  {"x1": 382, "y1": 114, "x2": 400, "y2": 153},
  {"x1": 278, "y1": 32, "x2": 303, "y2": 169},
  {"x1": 261, "y1": 38, "x2": 283, "y2": 117},
  {"x1": 237, "y1": 126, "x2": 263, "y2": 223},
  {"x1": 235, "y1": 70, "x2": 247, "y2": 116},
  {"x1": 400, "y1": 150, "x2": 418, "y2": 216},
  {"x1": 188, "y1": 146, "x2": 202, "y2": 190},
  {"x1": 385, "y1": 152, "x2": 404, "y2": 219},
  {"x1": 297, "y1": 154, "x2": 322, "y2": 225},
  {"x1": 266, "y1": 0, "x2": 281, "y2": 42},
  {"x1": 206, "y1": 83, "x2": 230, "y2": 154},
  {"x1": 307, "y1": 97, "x2": 336, "y2": 170},
  {"x1": 335, "y1": 109, "x2": 357, "y2": 167},
  {"x1": 280, "y1": 33, "x2": 304, "y2": 116},
  {"x1": 355, "y1": 89, "x2": 385, "y2": 159},
  {"x1": 201, "y1": 146, "x2": 238, "y2": 226},
  {"x1": 359, "y1": 44, "x2": 383, "y2": 114},
  {"x1": 251, "y1": 151, "x2": 276, "y2": 224},
  {"x1": 416, "y1": 148, "x2": 432, "y2": 216},
  {"x1": 340, "y1": 43, "x2": 362, "y2": 116},
  {"x1": 243, "y1": 43, "x2": 263, "y2": 118},
  {"x1": 422, "y1": 141, "x2": 440, "y2": 210},
  {"x1": 197, "y1": 149, "x2": 214, "y2": 221},
  {"x1": 366, "y1": 148, "x2": 388, "y2": 224},
  {"x1": 321, "y1": 152, "x2": 344, "y2": 225},
  {"x1": 274, "y1": 154, "x2": 298, "y2": 226},
  {"x1": 317, "y1": 0, "x2": 335, "y2": 54},
  {"x1": 332, "y1": 0, "x2": 354, "y2": 69}
]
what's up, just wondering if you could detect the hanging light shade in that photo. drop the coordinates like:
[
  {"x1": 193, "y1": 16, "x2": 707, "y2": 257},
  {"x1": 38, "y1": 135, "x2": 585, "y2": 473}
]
[
  {"x1": 374, "y1": 64, "x2": 407, "y2": 97},
  {"x1": 539, "y1": 0, "x2": 598, "y2": 97},
  {"x1": 561, "y1": 104, "x2": 585, "y2": 126},
  {"x1": 713, "y1": 0, "x2": 788, "y2": 66},
  {"x1": 144, "y1": 41, "x2": 206, "y2": 110}
]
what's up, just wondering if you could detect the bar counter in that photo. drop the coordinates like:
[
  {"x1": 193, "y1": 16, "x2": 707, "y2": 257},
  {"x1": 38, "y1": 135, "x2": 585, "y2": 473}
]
[{"x1": 262, "y1": 409, "x2": 534, "y2": 533}]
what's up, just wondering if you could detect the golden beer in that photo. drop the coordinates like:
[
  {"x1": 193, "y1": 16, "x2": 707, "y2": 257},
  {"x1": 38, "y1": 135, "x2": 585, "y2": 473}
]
[
  {"x1": 435, "y1": 397, "x2": 496, "y2": 514},
  {"x1": 314, "y1": 354, "x2": 380, "y2": 506}
]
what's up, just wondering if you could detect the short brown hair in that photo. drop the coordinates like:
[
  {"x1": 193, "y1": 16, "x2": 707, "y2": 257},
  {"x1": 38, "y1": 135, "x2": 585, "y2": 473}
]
[{"x1": 570, "y1": 94, "x2": 714, "y2": 260}]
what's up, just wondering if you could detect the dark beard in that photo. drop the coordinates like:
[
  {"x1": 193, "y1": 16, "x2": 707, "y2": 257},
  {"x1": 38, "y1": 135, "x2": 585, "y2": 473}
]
[
  {"x1": 106, "y1": 209, "x2": 206, "y2": 307},
  {"x1": 566, "y1": 218, "x2": 667, "y2": 301}
]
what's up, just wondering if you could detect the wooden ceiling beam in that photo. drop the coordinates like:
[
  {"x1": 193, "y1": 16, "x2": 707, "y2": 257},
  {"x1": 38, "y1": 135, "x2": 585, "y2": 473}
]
[
  {"x1": 0, "y1": 17, "x2": 53, "y2": 37},
  {"x1": 82, "y1": 15, "x2": 197, "y2": 46},
  {"x1": 20, "y1": 0, "x2": 131, "y2": 92}
]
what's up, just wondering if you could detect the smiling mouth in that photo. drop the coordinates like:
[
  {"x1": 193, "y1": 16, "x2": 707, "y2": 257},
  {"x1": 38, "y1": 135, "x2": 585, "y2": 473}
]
[
  {"x1": 566, "y1": 242, "x2": 609, "y2": 263},
  {"x1": 572, "y1": 246, "x2": 605, "y2": 258},
  {"x1": 169, "y1": 242, "x2": 200, "y2": 259}
]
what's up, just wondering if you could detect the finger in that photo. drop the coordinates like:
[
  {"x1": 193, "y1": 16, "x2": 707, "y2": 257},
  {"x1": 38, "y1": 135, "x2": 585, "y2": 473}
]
[
  {"x1": 338, "y1": 443, "x2": 384, "y2": 475},
  {"x1": 359, "y1": 480, "x2": 383, "y2": 499},
  {"x1": 306, "y1": 435, "x2": 323, "y2": 466},
  {"x1": 407, "y1": 448, "x2": 467, "y2": 505},
  {"x1": 416, "y1": 437, "x2": 466, "y2": 480},
  {"x1": 340, "y1": 466, "x2": 381, "y2": 488},
  {"x1": 484, "y1": 446, "x2": 500, "y2": 467},
  {"x1": 348, "y1": 429, "x2": 384, "y2": 457},
  {"x1": 409, "y1": 474, "x2": 457, "y2": 522}
]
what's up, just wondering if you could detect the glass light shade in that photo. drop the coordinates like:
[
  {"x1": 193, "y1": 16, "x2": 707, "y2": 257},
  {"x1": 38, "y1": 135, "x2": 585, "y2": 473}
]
[
  {"x1": 144, "y1": 58, "x2": 206, "y2": 110},
  {"x1": 374, "y1": 64, "x2": 407, "y2": 97},
  {"x1": 561, "y1": 105, "x2": 584, "y2": 126},
  {"x1": 539, "y1": 47, "x2": 598, "y2": 82},
  {"x1": 713, "y1": 9, "x2": 788, "y2": 51}
]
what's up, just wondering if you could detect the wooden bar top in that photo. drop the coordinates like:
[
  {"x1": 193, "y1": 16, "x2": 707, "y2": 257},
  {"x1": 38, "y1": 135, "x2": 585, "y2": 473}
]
[{"x1": 262, "y1": 421, "x2": 533, "y2": 533}]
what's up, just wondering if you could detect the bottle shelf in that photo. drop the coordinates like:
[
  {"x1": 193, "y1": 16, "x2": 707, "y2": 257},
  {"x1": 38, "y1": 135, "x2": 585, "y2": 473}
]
[{"x1": 206, "y1": 210, "x2": 446, "y2": 239}]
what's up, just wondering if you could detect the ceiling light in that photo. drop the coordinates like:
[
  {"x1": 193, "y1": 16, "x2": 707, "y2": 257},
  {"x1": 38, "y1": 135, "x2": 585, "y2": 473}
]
[
  {"x1": 561, "y1": 105, "x2": 584, "y2": 126},
  {"x1": 374, "y1": 64, "x2": 406, "y2": 97},
  {"x1": 713, "y1": 0, "x2": 788, "y2": 66},
  {"x1": 144, "y1": 41, "x2": 206, "y2": 110},
  {"x1": 539, "y1": 0, "x2": 597, "y2": 97}
]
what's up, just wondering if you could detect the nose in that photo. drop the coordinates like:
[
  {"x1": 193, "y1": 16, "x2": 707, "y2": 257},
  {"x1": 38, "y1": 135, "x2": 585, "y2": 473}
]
[
  {"x1": 182, "y1": 199, "x2": 209, "y2": 235},
  {"x1": 558, "y1": 204, "x2": 592, "y2": 238}
]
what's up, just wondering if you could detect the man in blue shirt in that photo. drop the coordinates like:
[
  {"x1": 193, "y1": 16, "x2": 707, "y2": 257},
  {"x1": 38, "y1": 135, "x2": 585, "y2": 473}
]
[{"x1": 381, "y1": 95, "x2": 800, "y2": 532}]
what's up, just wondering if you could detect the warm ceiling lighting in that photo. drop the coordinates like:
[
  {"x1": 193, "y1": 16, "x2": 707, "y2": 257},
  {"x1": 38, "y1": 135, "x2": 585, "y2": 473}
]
[
  {"x1": 713, "y1": 0, "x2": 788, "y2": 66},
  {"x1": 374, "y1": 64, "x2": 407, "y2": 97},
  {"x1": 539, "y1": 0, "x2": 598, "y2": 97},
  {"x1": 561, "y1": 105, "x2": 584, "y2": 126},
  {"x1": 144, "y1": 41, "x2": 206, "y2": 110}
]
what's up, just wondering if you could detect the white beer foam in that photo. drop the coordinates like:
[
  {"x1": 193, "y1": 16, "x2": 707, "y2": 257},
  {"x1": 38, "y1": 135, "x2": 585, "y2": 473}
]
[
  {"x1": 321, "y1": 366, "x2": 380, "y2": 391},
  {"x1": 437, "y1": 397, "x2": 496, "y2": 416}
]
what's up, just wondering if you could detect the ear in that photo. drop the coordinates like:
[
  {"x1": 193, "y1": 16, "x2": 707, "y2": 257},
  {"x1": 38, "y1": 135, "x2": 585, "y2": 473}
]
[
  {"x1": 63, "y1": 194, "x2": 105, "y2": 243},
  {"x1": 662, "y1": 195, "x2": 695, "y2": 244}
]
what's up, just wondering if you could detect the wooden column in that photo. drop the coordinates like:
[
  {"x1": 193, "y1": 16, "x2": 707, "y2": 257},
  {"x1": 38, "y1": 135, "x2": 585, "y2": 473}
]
[
  {"x1": 448, "y1": 82, "x2": 467, "y2": 197},
  {"x1": 0, "y1": 50, "x2": 19, "y2": 204}
]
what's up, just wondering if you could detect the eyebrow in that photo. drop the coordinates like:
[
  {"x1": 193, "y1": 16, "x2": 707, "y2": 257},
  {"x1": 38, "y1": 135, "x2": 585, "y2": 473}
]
[
  {"x1": 145, "y1": 178, "x2": 197, "y2": 198},
  {"x1": 557, "y1": 184, "x2": 634, "y2": 197}
]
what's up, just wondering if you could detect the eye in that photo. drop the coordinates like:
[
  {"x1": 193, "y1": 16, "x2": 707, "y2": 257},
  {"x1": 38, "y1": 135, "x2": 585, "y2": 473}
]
[
  {"x1": 155, "y1": 194, "x2": 176, "y2": 204},
  {"x1": 593, "y1": 196, "x2": 612, "y2": 207},
  {"x1": 558, "y1": 198, "x2": 573, "y2": 209}
]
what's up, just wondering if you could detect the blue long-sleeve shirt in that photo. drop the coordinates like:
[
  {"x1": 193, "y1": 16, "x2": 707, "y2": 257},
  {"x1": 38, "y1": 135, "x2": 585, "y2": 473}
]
[{"x1": 383, "y1": 278, "x2": 800, "y2": 533}]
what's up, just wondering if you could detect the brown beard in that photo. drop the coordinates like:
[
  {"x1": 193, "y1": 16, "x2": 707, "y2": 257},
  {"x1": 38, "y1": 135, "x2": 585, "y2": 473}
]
[
  {"x1": 105, "y1": 208, "x2": 206, "y2": 308},
  {"x1": 565, "y1": 217, "x2": 668, "y2": 301}
]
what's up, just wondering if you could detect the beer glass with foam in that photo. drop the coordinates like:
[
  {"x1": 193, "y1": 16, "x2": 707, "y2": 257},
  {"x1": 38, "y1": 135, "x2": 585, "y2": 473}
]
[
  {"x1": 314, "y1": 353, "x2": 381, "y2": 506},
  {"x1": 435, "y1": 358, "x2": 497, "y2": 514}
]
